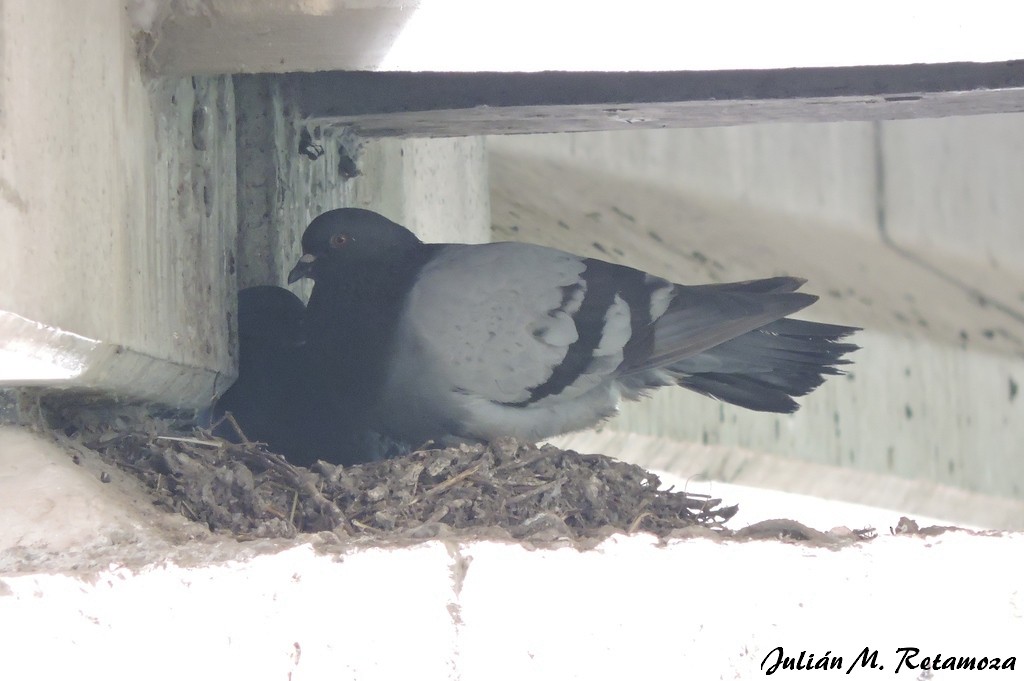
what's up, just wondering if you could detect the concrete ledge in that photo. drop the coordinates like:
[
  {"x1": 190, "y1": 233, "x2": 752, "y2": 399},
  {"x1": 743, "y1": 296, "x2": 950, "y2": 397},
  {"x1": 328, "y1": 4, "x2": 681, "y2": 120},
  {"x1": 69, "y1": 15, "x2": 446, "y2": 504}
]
[
  {"x1": 2, "y1": 426, "x2": 1021, "y2": 679},
  {"x1": 4, "y1": 533, "x2": 1022, "y2": 680},
  {"x1": 0, "y1": 312, "x2": 221, "y2": 406}
]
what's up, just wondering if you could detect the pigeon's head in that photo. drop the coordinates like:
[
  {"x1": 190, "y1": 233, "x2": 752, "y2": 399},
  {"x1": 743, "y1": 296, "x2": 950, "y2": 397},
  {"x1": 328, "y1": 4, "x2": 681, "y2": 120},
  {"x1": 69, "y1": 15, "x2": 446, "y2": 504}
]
[
  {"x1": 287, "y1": 208, "x2": 423, "y2": 283},
  {"x1": 237, "y1": 286, "x2": 306, "y2": 348}
]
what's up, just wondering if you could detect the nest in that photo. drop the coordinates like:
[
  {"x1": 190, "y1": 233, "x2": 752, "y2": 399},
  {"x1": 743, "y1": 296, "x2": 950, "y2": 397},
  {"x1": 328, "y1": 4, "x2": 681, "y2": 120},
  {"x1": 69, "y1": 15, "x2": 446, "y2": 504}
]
[
  {"x1": 51, "y1": 405, "x2": 736, "y2": 544},
  {"x1": 34, "y1": 399, "x2": 882, "y2": 548}
]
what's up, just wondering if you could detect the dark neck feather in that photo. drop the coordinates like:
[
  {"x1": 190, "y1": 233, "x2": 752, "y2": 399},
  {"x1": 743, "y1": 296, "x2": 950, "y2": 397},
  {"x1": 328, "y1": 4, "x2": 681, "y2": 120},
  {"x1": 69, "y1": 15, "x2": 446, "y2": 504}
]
[{"x1": 305, "y1": 244, "x2": 440, "y2": 406}]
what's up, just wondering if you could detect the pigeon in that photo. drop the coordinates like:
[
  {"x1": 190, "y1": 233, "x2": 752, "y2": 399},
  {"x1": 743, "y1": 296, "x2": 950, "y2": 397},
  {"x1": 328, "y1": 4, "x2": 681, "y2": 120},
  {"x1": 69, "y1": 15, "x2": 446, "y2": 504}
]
[
  {"x1": 288, "y1": 208, "x2": 858, "y2": 448},
  {"x1": 212, "y1": 285, "x2": 399, "y2": 466}
]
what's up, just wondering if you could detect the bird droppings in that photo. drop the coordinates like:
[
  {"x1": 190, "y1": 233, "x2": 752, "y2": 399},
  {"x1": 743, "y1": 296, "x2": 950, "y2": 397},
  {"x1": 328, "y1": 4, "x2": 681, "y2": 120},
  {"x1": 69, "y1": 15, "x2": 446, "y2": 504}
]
[{"x1": 24, "y1": 402, "x2": 879, "y2": 551}]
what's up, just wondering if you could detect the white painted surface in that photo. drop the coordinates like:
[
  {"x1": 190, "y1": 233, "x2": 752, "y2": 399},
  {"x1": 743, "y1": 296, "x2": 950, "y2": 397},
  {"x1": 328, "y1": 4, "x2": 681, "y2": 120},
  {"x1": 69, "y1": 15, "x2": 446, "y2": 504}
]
[
  {"x1": 140, "y1": 0, "x2": 1024, "y2": 74},
  {"x1": 458, "y1": 534, "x2": 1023, "y2": 680},
  {"x1": 4, "y1": 533, "x2": 1022, "y2": 680}
]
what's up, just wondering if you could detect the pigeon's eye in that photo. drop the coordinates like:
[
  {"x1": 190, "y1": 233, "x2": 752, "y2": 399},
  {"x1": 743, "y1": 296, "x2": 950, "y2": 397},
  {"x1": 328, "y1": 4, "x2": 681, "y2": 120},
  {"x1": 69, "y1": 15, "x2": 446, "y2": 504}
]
[{"x1": 330, "y1": 233, "x2": 351, "y2": 249}]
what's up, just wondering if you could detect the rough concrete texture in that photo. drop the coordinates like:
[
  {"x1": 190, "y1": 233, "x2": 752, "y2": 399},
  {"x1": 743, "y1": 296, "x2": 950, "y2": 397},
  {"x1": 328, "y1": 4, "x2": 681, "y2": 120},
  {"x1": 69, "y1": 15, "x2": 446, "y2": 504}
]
[
  {"x1": 488, "y1": 150, "x2": 1024, "y2": 502},
  {"x1": 2, "y1": 426, "x2": 1021, "y2": 680},
  {"x1": 234, "y1": 76, "x2": 489, "y2": 293},
  {"x1": 0, "y1": 0, "x2": 236, "y2": 407}
]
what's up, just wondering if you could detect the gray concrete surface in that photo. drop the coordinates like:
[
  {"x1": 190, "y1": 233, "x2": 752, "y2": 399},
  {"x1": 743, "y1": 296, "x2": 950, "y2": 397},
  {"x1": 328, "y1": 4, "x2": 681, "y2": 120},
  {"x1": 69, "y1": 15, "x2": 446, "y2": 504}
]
[
  {"x1": 1, "y1": 1, "x2": 236, "y2": 407},
  {"x1": 488, "y1": 144, "x2": 1024, "y2": 502}
]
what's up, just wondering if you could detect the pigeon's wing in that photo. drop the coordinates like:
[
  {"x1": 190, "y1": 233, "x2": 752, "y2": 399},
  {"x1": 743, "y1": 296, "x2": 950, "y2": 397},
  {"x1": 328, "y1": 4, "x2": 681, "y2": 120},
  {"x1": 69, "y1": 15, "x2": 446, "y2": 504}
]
[
  {"x1": 398, "y1": 242, "x2": 590, "y2": 405},
  {"x1": 398, "y1": 242, "x2": 817, "y2": 407}
]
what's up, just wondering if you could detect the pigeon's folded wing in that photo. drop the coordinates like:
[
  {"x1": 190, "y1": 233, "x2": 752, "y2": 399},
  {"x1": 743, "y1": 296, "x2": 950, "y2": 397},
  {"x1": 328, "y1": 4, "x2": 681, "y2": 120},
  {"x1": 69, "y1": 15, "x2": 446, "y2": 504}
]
[
  {"x1": 398, "y1": 242, "x2": 589, "y2": 405},
  {"x1": 397, "y1": 242, "x2": 819, "y2": 407}
]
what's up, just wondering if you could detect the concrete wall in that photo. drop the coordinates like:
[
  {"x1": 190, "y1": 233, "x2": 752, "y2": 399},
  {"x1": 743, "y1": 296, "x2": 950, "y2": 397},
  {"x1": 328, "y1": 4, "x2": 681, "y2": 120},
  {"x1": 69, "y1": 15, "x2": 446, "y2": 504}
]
[
  {"x1": 1, "y1": 0, "x2": 236, "y2": 407},
  {"x1": 489, "y1": 117, "x2": 1024, "y2": 501},
  {"x1": 489, "y1": 115, "x2": 1024, "y2": 274}
]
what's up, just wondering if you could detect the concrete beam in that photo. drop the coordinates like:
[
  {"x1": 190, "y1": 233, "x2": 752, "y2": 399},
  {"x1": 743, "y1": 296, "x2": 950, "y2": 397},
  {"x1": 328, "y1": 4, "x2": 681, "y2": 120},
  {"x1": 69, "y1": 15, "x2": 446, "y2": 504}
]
[
  {"x1": 257, "y1": 63, "x2": 1024, "y2": 138},
  {"x1": 1, "y1": 1, "x2": 236, "y2": 408}
]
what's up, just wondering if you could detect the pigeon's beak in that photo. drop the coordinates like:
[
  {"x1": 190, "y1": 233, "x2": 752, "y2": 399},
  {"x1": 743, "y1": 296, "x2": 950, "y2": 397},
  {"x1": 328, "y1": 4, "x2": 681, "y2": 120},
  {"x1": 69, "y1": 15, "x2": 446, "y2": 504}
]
[{"x1": 287, "y1": 254, "x2": 316, "y2": 284}]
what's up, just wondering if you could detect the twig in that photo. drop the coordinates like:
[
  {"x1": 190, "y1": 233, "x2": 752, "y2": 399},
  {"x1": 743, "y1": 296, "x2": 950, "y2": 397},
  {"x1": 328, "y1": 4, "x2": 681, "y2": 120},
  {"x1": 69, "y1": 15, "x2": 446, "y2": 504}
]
[
  {"x1": 628, "y1": 512, "x2": 653, "y2": 534},
  {"x1": 234, "y1": 445, "x2": 353, "y2": 533},
  {"x1": 495, "y1": 448, "x2": 562, "y2": 473},
  {"x1": 156, "y1": 435, "x2": 223, "y2": 448},
  {"x1": 224, "y1": 412, "x2": 250, "y2": 443},
  {"x1": 508, "y1": 479, "x2": 561, "y2": 504},
  {"x1": 425, "y1": 463, "x2": 482, "y2": 497}
]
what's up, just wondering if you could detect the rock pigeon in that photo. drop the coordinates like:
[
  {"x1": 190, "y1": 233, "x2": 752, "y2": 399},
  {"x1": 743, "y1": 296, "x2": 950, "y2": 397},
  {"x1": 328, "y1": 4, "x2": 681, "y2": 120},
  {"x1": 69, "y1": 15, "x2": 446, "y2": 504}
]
[
  {"x1": 212, "y1": 285, "x2": 398, "y2": 466},
  {"x1": 288, "y1": 208, "x2": 858, "y2": 448}
]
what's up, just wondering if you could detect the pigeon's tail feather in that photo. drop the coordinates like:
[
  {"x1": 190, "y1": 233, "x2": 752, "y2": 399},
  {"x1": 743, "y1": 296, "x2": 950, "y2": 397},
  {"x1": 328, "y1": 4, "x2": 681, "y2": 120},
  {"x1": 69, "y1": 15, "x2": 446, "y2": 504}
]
[
  {"x1": 704, "y1": 276, "x2": 808, "y2": 295},
  {"x1": 632, "y1": 278, "x2": 819, "y2": 371},
  {"x1": 669, "y1": 317, "x2": 859, "y2": 413}
]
